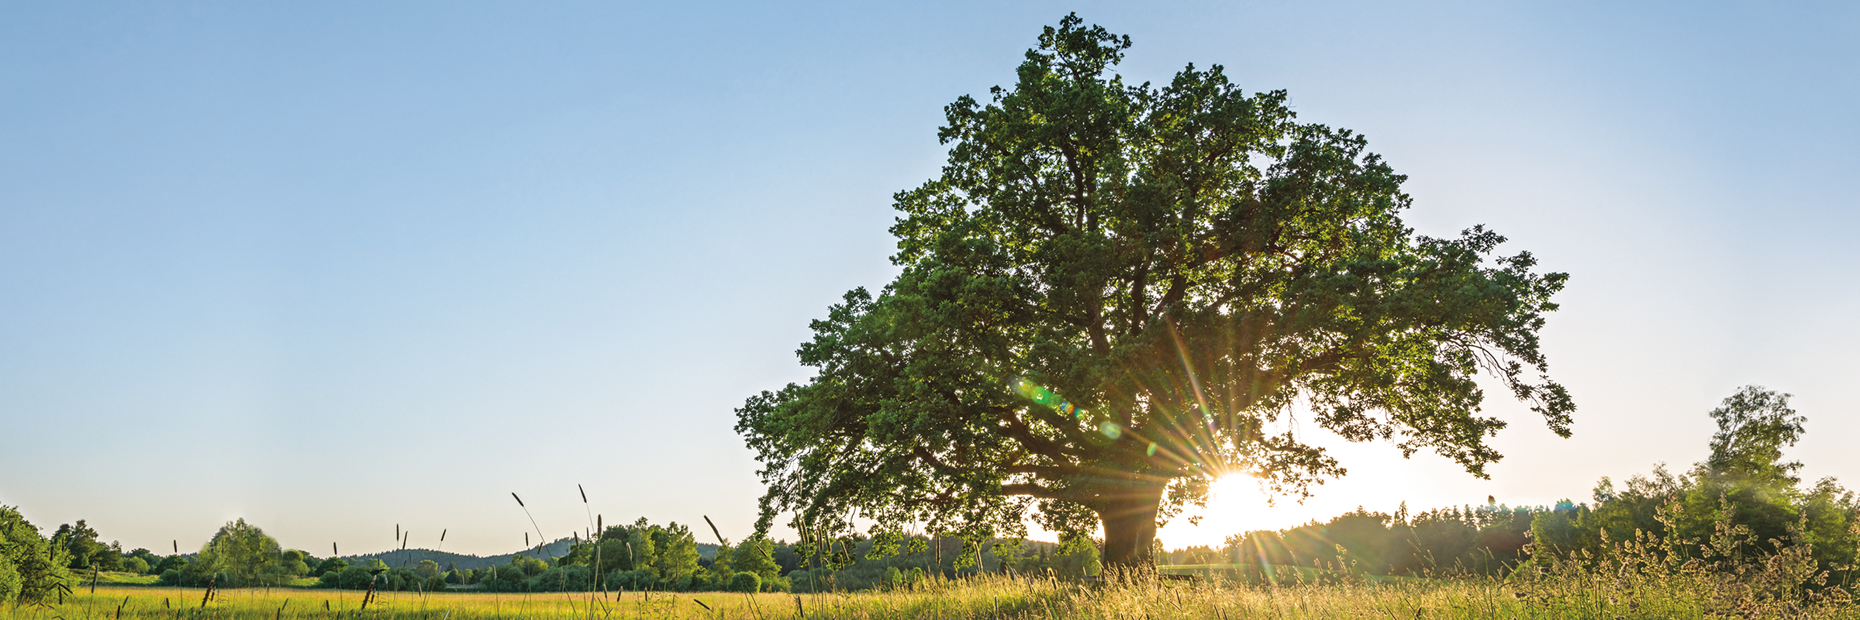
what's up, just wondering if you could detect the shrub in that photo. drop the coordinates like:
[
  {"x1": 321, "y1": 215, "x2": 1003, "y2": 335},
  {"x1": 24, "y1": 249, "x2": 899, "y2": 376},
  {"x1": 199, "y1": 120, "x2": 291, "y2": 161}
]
[
  {"x1": 312, "y1": 558, "x2": 347, "y2": 577},
  {"x1": 606, "y1": 568, "x2": 657, "y2": 591},
  {"x1": 331, "y1": 565, "x2": 374, "y2": 590},
  {"x1": 0, "y1": 505, "x2": 71, "y2": 604},
  {"x1": 0, "y1": 556, "x2": 21, "y2": 604},
  {"x1": 526, "y1": 565, "x2": 590, "y2": 591},
  {"x1": 728, "y1": 572, "x2": 760, "y2": 593},
  {"x1": 160, "y1": 569, "x2": 182, "y2": 586},
  {"x1": 153, "y1": 555, "x2": 188, "y2": 575},
  {"x1": 122, "y1": 557, "x2": 150, "y2": 575}
]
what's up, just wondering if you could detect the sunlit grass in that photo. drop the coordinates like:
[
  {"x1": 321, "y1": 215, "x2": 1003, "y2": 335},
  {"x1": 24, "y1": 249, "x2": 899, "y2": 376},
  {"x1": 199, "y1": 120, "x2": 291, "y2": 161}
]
[{"x1": 10, "y1": 572, "x2": 1860, "y2": 620}]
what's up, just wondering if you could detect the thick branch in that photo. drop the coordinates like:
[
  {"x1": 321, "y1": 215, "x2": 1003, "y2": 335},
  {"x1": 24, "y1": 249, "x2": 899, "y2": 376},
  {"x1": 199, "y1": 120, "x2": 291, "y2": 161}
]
[
  {"x1": 1151, "y1": 272, "x2": 1187, "y2": 323},
  {"x1": 912, "y1": 445, "x2": 965, "y2": 477},
  {"x1": 997, "y1": 410, "x2": 1088, "y2": 461}
]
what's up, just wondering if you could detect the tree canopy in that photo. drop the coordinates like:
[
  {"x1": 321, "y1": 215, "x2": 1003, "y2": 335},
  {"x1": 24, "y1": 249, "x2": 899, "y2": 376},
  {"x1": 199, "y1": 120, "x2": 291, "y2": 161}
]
[
  {"x1": 736, "y1": 14, "x2": 1572, "y2": 568},
  {"x1": 1705, "y1": 385, "x2": 1806, "y2": 485},
  {"x1": 186, "y1": 518, "x2": 287, "y2": 587},
  {"x1": 0, "y1": 505, "x2": 72, "y2": 605},
  {"x1": 1528, "y1": 386, "x2": 1856, "y2": 579}
]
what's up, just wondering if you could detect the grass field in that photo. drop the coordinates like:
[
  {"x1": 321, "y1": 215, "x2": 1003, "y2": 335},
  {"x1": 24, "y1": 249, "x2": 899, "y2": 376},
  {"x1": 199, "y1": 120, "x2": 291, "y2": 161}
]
[
  {"x1": 60, "y1": 573, "x2": 322, "y2": 589},
  {"x1": 8, "y1": 573, "x2": 1858, "y2": 620}
]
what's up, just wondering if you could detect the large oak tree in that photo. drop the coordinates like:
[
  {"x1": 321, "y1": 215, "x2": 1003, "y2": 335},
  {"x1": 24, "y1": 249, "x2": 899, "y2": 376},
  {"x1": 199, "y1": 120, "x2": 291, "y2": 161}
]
[{"x1": 736, "y1": 15, "x2": 1573, "y2": 569}]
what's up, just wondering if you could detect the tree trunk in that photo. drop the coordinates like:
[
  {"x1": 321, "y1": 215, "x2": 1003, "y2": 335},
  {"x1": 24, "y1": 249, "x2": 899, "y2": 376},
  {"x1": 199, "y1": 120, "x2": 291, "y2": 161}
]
[{"x1": 1094, "y1": 483, "x2": 1166, "y2": 571}]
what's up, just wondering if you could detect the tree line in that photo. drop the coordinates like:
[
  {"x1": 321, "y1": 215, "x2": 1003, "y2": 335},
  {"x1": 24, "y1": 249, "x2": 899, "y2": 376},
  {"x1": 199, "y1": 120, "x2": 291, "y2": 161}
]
[
  {"x1": 6, "y1": 386, "x2": 1849, "y2": 603},
  {"x1": 1169, "y1": 386, "x2": 1859, "y2": 583},
  {"x1": 403, "y1": 519, "x2": 1100, "y2": 594}
]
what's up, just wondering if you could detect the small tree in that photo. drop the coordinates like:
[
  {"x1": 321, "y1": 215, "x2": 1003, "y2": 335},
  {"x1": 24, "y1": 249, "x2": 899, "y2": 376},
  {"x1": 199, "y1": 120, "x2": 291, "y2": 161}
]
[
  {"x1": 1, "y1": 506, "x2": 72, "y2": 605},
  {"x1": 52, "y1": 520, "x2": 112, "y2": 570},
  {"x1": 1704, "y1": 386, "x2": 1806, "y2": 485},
  {"x1": 189, "y1": 518, "x2": 283, "y2": 586},
  {"x1": 732, "y1": 537, "x2": 780, "y2": 584},
  {"x1": 653, "y1": 523, "x2": 701, "y2": 584},
  {"x1": 312, "y1": 557, "x2": 347, "y2": 577}
]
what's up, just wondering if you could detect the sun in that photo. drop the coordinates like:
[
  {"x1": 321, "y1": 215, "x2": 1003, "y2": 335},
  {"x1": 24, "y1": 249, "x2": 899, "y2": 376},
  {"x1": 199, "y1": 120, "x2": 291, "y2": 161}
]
[
  {"x1": 1158, "y1": 474, "x2": 1265, "y2": 549},
  {"x1": 1201, "y1": 474, "x2": 1262, "y2": 527}
]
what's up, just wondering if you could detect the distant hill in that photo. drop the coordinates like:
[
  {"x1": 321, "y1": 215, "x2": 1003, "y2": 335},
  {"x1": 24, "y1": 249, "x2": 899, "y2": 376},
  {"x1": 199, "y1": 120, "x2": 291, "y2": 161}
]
[{"x1": 338, "y1": 538, "x2": 721, "y2": 571}]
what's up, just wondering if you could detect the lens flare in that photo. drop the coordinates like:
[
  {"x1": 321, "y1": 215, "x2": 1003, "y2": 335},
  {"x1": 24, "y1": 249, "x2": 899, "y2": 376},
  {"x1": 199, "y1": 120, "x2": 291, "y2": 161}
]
[{"x1": 1012, "y1": 376, "x2": 1086, "y2": 419}]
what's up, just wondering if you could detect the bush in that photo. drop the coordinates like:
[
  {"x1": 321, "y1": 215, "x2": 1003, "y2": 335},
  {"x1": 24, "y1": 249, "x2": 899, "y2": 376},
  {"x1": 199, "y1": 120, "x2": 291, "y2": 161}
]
[
  {"x1": 153, "y1": 555, "x2": 188, "y2": 575},
  {"x1": 0, "y1": 556, "x2": 21, "y2": 604},
  {"x1": 480, "y1": 564, "x2": 530, "y2": 591},
  {"x1": 122, "y1": 557, "x2": 149, "y2": 575},
  {"x1": 312, "y1": 558, "x2": 347, "y2": 577},
  {"x1": 160, "y1": 569, "x2": 182, "y2": 586},
  {"x1": 0, "y1": 505, "x2": 72, "y2": 604},
  {"x1": 526, "y1": 565, "x2": 590, "y2": 592},
  {"x1": 606, "y1": 568, "x2": 657, "y2": 591},
  {"x1": 331, "y1": 565, "x2": 375, "y2": 590},
  {"x1": 728, "y1": 572, "x2": 760, "y2": 593}
]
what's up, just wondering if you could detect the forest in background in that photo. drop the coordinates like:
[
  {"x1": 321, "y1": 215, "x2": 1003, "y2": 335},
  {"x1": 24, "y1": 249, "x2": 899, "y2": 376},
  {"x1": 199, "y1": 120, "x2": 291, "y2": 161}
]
[{"x1": 4, "y1": 386, "x2": 1855, "y2": 605}]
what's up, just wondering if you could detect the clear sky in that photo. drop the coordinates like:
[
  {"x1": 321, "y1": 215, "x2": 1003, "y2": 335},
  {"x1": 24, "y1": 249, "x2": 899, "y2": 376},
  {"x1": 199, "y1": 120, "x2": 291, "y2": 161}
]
[{"x1": 2, "y1": 1, "x2": 1856, "y2": 556}]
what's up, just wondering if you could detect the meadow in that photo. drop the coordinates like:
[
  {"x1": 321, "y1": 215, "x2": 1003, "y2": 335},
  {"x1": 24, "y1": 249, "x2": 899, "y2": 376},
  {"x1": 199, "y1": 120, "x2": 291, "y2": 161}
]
[{"x1": 12, "y1": 568, "x2": 1860, "y2": 620}]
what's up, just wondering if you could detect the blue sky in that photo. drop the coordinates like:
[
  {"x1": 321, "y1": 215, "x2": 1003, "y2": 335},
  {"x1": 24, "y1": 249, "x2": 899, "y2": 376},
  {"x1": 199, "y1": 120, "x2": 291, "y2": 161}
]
[{"x1": 2, "y1": 1, "x2": 1856, "y2": 555}]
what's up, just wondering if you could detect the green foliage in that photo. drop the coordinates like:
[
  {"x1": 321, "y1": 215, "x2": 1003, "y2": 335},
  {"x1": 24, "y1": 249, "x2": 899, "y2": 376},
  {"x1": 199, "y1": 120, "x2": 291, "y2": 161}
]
[
  {"x1": 0, "y1": 555, "x2": 19, "y2": 604},
  {"x1": 727, "y1": 571, "x2": 760, "y2": 593},
  {"x1": 1051, "y1": 535, "x2": 1102, "y2": 578},
  {"x1": 732, "y1": 537, "x2": 780, "y2": 583},
  {"x1": 737, "y1": 13, "x2": 1572, "y2": 569},
  {"x1": 707, "y1": 544, "x2": 733, "y2": 578},
  {"x1": 120, "y1": 556, "x2": 149, "y2": 575},
  {"x1": 51, "y1": 520, "x2": 119, "y2": 571},
  {"x1": 1706, "y1": 386, "x2": 1807, "y2": 485},
  {"x1": 625, "y1": 529, "x2": 656, "y2": 573},
  {"x1": 279, "y1": 550, "x2": 311, "y2": 577},
  {"x1": 185, "y1": 518, "x2": 286, "y2": 587},
  {"x1": 312, "y1": 557, "x2": 347, "y2": 577},
  {"x1": 556, "y1": 519, "x2": 703, "y2": 591},
  {"x1": 125, "y1": 548, "x2": 162, "y2": 574},
  {"x1": 1216, "y1": 503, "x2": 1542, "y2": 578},
  {"x1": 152, "y1": 554, "x2": 188, "y2": 575},
  {"x1": 0, "y1": 505, "x2": 72, "y2": 604},
  {"x1": 1525, "y1": 386, "x2": 1859, "y2": 582},
  {"x1": 653, "y1": 524, "x2": 701, "y2": 584},
  {"x1": 605, "y1": 568, "x2": 657, "y2": 591}
]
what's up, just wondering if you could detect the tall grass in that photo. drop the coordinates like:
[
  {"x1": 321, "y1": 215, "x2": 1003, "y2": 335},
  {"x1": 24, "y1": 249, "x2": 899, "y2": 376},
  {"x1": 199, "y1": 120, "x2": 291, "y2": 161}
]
[
  {"x1": 15, "y1": 503, "x2": 1858, "y2": 620},
  {"x1": 10, "y1": 567, "x2": 1860, "y2": 620}
]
